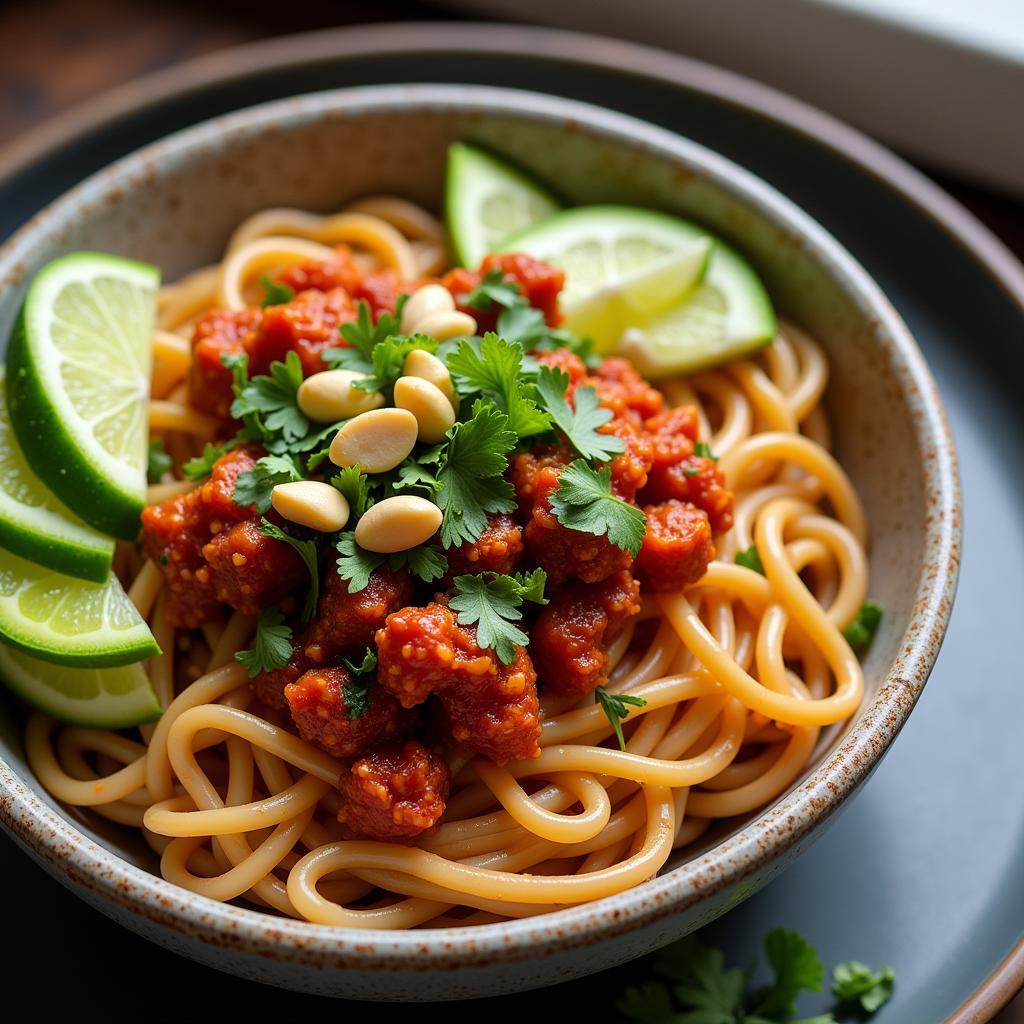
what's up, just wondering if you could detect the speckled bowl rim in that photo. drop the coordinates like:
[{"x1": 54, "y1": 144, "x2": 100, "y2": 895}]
[{"x1": 0, "y1": 84, "x2": 960, "y2": 971}]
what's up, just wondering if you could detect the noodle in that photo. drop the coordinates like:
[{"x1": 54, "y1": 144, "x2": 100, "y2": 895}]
[{"x1": 26, "y1": 197, "x2": 871, "y2": 929}]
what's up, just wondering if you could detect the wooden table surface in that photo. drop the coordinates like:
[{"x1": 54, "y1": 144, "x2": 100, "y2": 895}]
[{"x1": 0, "y1": 1, "x2": 1022, "y2": 1019}]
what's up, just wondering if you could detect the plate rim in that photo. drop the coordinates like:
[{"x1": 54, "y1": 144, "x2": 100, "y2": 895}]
[{"x1": 0, "y1": 22, "x2": 1014, "y2": 1019}]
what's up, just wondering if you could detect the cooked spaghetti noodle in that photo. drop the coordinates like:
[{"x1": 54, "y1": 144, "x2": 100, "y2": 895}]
[{"x1": 26, "y1": 197, "x2": 869, "y2": 929}]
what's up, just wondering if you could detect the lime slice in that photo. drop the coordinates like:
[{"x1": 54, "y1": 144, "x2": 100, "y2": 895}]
[
  {"x1": 558, "y1": 241, "x2": 711, "y2": 353},
  {"x1": 0, "y1": 641, "x2": 160, "y2": 727},
  {"x1": 6, "y1": 252, "x2": 159, "y2": 540},
  {"x1": 445, "y1": 142, "x2": 562, "y2": 268},
  {"x1": 0, "y1": 544, "x2": 159, "y2": 667},
  {"x1": 0, "y1": 366, "x2": 113, "y2": 583},
  {"x1": 500, "y1": 206, "x2": 776, "y2": 376}
]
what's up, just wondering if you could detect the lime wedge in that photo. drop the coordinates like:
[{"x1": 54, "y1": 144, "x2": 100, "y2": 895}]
[
  {"x1": 0, "y1": 366, "x2": 113, "y2": 583},
  {"x1": 0, "y1": 544, "x2": 159, "y2": 667},
  {"x1": 6, "y1": 252, "x2": 159, "y2": 539},
  {"x1": 500, "y1": 206, "x2": 776, "y2": 375},
  {"x1": 560, "y1": 241, "x2": 711, "y2": 353},
  {"x1": 0, "y1": 641, "x2": 160, "y2": 727},
  {"x1": 445, "y1": 142, "x2": 562, "y2": 268}
]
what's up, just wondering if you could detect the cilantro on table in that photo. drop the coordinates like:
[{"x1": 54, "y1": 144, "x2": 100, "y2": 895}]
[
  {"x1": 735, "y1": 544, "x2": 765, "y2": 575},
  {"x1": 595, "y1": 686, "x2": 647, "y2": 751},
  {"x1": 446, "y1": 334, "x2": 551, "y2": 438},
  {"x1": 230, "y1": 350, "x2": 309, "y2": 445},
  {"x1": 831, "y1": 962, "x2": 895, "y2": 1014},
  {"x1": 618, "y1": 927, "x2": 893, "y2": 1023},
  {"x1": 335, "y1": 532, "x2": 447, "y2": 593},
  {"x1": 535, "y1": 365, "x2": 625, "y2": 461},
  {"x1": 233, "y1": 453, "x2": 304, "y2": 513},
  {"x1": 549, "y1": 460, "x2": 647, "y2": 556},
  {"x1": 340, "y1": 647, "x2": 378, "y2": 720},
  {"x1": 448, "y1": 569, "x2": 549, "y2": 664},
  {"x1": 258, "y1": 517, "x2": 319, "y2": 624},
  {"x1": 433, "y1": 400, "x2": 518, "y2": 549},
  {"x1": 147, "y1": 439, "x2": 172, "y2": 483},
  {"x1": 842, "y1": 601, "x2": 883, "y2": 654},
  {"x1": 234, "y1": 607, "x2": 292, "y2": 677},
  {"x1": 260, "y1": 275, "x2": 294, "y2": 308}
]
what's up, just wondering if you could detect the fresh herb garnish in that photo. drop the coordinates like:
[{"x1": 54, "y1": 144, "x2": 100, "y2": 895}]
[
  {"x1": 260, "y1": 275, "x2": 295, "y2": 308},
  {"x1": 182, "y1": 440, "x2": 236, "y2": 481},
  {"x1": 359, "y1": 334, "x2": 439, "y2": 398},
  {"x1": 234, "y1": 606, "x2": 292, "y2": 678},
  {"x1": 335, "y1": 533, "x2": 448, "y2": 593},
  {"x1": 735, "y1": 544, "x2": 765, "y2": 575},
  {"x1": 331, "y1": 465, "x2": 372, "y2": 521},
  {"x1": 549, "y1": 460, "x2": 646, "y2": 556},
  {"x1": 340, "y1": 647, "x2": 378, "y2": 720},
  {"x1": 233, "y1": 454, "x2": 304, "y2": 513},
  {"x1": 446, "y1": 334, "x2": 552, "y2": 438},
  {"x1": 618, "y1": 927, "x2": 880, "y2": 1024},
  {"x1": 461, "y1": 266, "x2": 523, "y2": 311},
  {"x1": 434, "y1": 400, "x2": 518, "y2": 548},
  {"x1": 535, "y1": 365, "x2": 625, "y2": 461},
  {"x1": 831, "y1": 962, "x2": 895, "y2": 1014},
  {"x1": 695, "y1": 439, "x2": 718, "y2": 461},
  {"x1": 147, "y1": 439, "x2": 172, "y2": 483},
  {"x1": 448, "y1": 569, "x2": 549, "y2": 664},
  {"x1": 258, "y1": 517, "x2": 319, "y2": 624},
  {"x1": 595, "y1": 686, "x2": 647, "y2": 751},
  {"x1": 323, "y1": 298, "x2": 406, "y2": 376},
  {"x1": 843, "y1": 601, "x2": 883, "y2": 653},
  {"x1": 230, "y1": 350, "x2": 309, "y2": 445}
]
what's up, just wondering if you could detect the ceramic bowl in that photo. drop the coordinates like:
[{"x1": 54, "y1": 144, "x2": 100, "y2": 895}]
[{"x1": 0, "y1": 85, "x2": 960, "y2": 1000}]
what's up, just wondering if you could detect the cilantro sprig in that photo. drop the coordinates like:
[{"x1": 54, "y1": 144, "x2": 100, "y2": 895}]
[
  {"x1": 535, "y1": 365, "x2": 624, "y2": 461},
  {"x1": 335, "y1": 533, "x2": 447, "y2": 593},
  {"x1": 618, "y1": 928, "x2": 893, "y2": 1023},
  {"x1": 147, "y1": 439, "x2": 172, "y2": 483},
  {"x1": 595, "y1": 686, "x2": 647, "y2": 751},
  {"x1": 735, "y1": 544, "x2": 765, "y2": 575},
  {"x1": 331, "y1": 466, "x2": 372, "y2": 521},
  {"x1": 448, "y1": 570, "x2": 548, "y2": 664},
  {"x1": 549, "y1": 461, "x2": 646, "y2": 556},
  {"x1": 230, "y1": 350, "x2": 309, "y2": 445},
  {"x1": 260, "y1": 275, "x2": 294, "y2": 308},
  {"x1": 259, "y1": 517, "x2": 320, "y2": 624},
  {"x1": 182, "y1": 440, "x2": 239, "y2": 481},
  {"x1": 233, "y1": 454, "x2": 304, "y2": 513},
  {"x1": 234, "y1": 607, "x2": 292, "y2": 677},
  {"x1": 340, "y1": 647, "x2": 378, "y2": 720},
  {"x1": 843, "y1": 601, "x2": 883, "y2": 654}
]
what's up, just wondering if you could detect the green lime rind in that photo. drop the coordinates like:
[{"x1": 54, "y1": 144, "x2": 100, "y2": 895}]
[
  {"x1": 0, "y1": 640, "x2": 161, "y2": 728},
  {"x1": 499, "y1": 205, "x2": 776, "y2": 376},
  {"x1": 0, "y1": 366, "x2": 113, "y2": 583},
  {"x1": 445, "y1": 142, "x2": 563, "y2": 268},
  {"x1": 0, "y1": 543, "x2": 159, "y2": 667},
  {"x1": 6, "y1": 252, "x2": 159, "y2": 540}
]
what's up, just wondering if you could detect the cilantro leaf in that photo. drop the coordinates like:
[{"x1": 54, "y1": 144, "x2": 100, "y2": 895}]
[
  {"x1": 230, "y1": 351, "x2": 309, "y2": 444},
  {"x1": 735, "y1": 545, "x2": 765, "y2": 575},
  {"x1": 832, "y1": 962, "x2": 894, "y2": 1014},
  {"x1": 234, "y1": 607, "x2": 292, "y2": 678},
  {"x1": 357, "y1": 335, "x2": 439, "y2": 398},
  {"x1": 654, "y1": 936, "x2": 745, "y2": 1019},
  {"x1": 339, "y1": 647, "x2": 378, "y2": 720},
  {"x1": 331, "y1": 466, "x2": 372, "y2": 521},
  {"x1": 182, "y1": 440, "x2": 237, "y2": 481},
  {"x1": 335, "y1": 533, "x2": 384, "y2": 593},
  {"x1": 752, "y1": 928, "x2": 826, "y2": 1019},
  {"x1": 445, "y1": 334, "x2": 551, "y2": 438},
  {"x1": 448, "y1": 569, "x2": 548, "y2": 664},
  {"x1": 843, "y1": 601, "x2": 883, "y2": 653},
  {"x1": 392, "y1": 459, "x2": 441, "y2": 497},
  {"x1": 535, "y1": 365, "x2": 624, "y2": 461},
  {"x1": 435, "y1": 400, "x2": 517, "y2": 548},
  {"x1": 497, "y1": 302, "x2": 549, "y2": 348},
  {"x1": 616, "y1": 981, "x2": 685, "y2": 1023},
  {"x1": 549, "y1": 460, "x2": 646, "y2": 556},
  {"x1": 260, "y1": 275, "x2": 294, "y2": 308},
  {"x1": 398, "y1": 544, "x2": 448, "y2": 584},
  {"x1": 147, "y1": 439, "x2": 172, "y2": 483},
  {"x1": 461, "y1": 266, "x2": 523, "y2": 311},
  {"x1": 324, "y1": 298, "x2": 407, "y2": 374},
  {"x1": 233, "y1": 454, "x2": 304, "y2": 513},
  {"x1": 695, "y1": 440, "x2": 718, "y2": 461},
  {"x1": 595, "y1": 686, "x2": 648, "y2": 751},
  {"x1": 258, "y1": 517, "x2": 320, "y2": 624}
]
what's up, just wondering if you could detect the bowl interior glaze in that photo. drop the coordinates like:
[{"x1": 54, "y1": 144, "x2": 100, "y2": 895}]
[{"x1": 0, "y1": 86, "x2": 959, "y2": 1000}]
